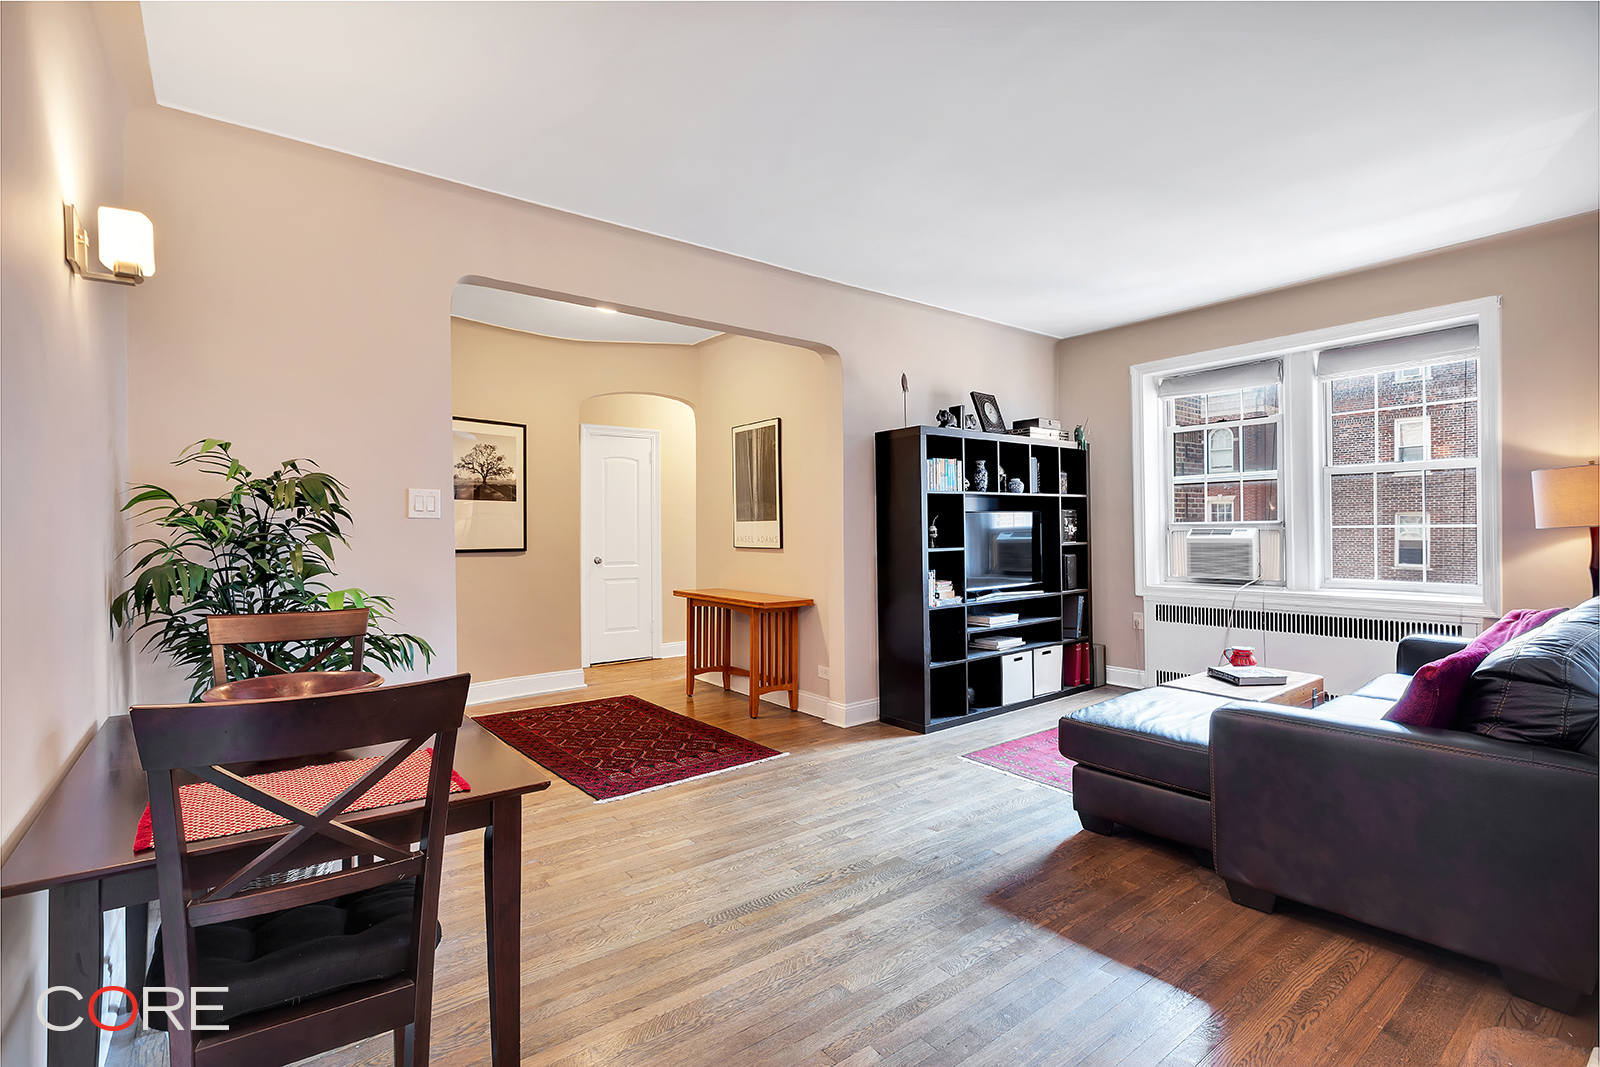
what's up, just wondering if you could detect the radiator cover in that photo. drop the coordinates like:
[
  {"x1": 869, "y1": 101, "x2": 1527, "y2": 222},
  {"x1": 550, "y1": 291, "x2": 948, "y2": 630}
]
[{"x1": 1144, "y1": 600, "x2": 1475, "y2": 697}]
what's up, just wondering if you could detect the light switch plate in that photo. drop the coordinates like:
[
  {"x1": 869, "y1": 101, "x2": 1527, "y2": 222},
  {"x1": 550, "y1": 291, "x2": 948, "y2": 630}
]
[{"x1": 408, "y1": 489, "x2": 442, "y2": 519}]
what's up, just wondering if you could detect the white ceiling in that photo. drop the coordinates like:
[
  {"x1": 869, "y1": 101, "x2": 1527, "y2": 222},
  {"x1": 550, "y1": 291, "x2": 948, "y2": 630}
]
[
  {"x1": 140, "y1": 2, "x2": 1598, "y2": 339},
  {"x1": 451, "y1": 284, "x2": 721, "y2": 345}
]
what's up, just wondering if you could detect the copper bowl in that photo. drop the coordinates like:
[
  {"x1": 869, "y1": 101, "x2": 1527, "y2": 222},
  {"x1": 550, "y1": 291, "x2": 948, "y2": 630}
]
[{"x1": 200, "y1": 670, "x2": 385, "y2": 702}]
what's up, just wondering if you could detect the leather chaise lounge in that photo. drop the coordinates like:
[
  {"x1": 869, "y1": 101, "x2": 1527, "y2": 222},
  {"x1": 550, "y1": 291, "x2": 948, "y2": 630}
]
[{"x1": 1058, "y1": 600, "x2": 1599, "y2": 1011}]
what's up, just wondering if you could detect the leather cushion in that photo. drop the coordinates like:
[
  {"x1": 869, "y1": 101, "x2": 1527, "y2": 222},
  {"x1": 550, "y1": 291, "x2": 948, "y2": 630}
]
[
  {"x1": 1460, "y1": 599, "x2": 1600, "y2": 754},
  {"x1": 1352, "y1": 673, "x2": 1410, "y2": 704},
  {"x1": 146, "y1": 878, "x2": 422, "y2": 1027},
  {"x1": 1059, "y1": 688, "x2": 1237, "y2": 795}
]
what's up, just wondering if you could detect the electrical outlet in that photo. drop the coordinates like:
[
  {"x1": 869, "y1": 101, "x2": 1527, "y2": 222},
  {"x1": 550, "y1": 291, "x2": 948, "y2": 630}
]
[
  {"x1": 1132, "y1": 612, "x2": 1144, "y2": 630},
  {"x1": 816, "y1": 665, "x2": 830, "y2": 679},
  {"x1": 408, "y1": 489, "x2": 442, "y2": 519}
]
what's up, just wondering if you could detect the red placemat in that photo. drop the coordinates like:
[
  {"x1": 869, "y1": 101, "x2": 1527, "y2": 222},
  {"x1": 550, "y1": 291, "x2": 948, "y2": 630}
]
[{"x1": 134, "y1": 748, "x2": 469, "y2": 852}]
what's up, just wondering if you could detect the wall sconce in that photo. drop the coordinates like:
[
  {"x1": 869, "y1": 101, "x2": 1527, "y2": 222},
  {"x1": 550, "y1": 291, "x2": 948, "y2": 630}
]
[{"x1": 63, "y1": 204, "x2": 154, "y2": 285}]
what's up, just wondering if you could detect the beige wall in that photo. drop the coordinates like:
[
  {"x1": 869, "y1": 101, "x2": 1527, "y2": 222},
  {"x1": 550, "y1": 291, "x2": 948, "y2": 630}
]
[
  {"x1": 121, "y1": 102, "x2": 1057, "y2": 708},
  {"x1": 1, "y1": 4, "x2": 133, "y2": 1063},
  {"x1": 579, "y1": 392, "x2": 697, "y2": 646},
  {"x1": 452, "y1": 318, "x2": 700, "y2": 681},
  {"x1": 1057, "y1": 215, "x2": 1600, "y2": 671},
  {"x1": 694, "y1": 333, "x2": 845, "y2": 699},
  {"x1": 452, "y1": 318, "x2": 841, "y2": 706}
]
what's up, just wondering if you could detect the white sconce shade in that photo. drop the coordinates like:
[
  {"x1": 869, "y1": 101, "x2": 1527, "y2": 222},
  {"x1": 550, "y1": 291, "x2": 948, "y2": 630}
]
[
  {"x1": 1532, "y1": 464, "x2": 1600, "y2": 529},
  {"x1": 96, "y1": 207, "x2": 155, "y2": 277}
]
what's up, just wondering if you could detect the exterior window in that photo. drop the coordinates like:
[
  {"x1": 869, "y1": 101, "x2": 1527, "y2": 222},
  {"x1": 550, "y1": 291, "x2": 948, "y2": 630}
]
[
  {"x1": 1395, "y1": 512, "x2": 1427, "y2": 567},
  {"x1": 1394, "y1": 416, "x2": 1430, "y2": 462},
  {"x1": 1324, "y1": 357, "x2": 1479, "y2": 589}
]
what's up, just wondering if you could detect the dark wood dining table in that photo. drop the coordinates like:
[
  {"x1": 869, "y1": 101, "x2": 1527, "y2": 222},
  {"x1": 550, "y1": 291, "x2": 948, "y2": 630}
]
[{"x1": 0, "y1": 713, "x2": 549, "y2": 1067}]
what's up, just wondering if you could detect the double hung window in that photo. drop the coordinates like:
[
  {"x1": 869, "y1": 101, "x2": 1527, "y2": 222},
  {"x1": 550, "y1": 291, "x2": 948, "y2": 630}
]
[
  {"x1": 1133, "y1": 299, "x2": 1499, "y2": 613},
  {"x1": 1161, "y1": 361, "x2": 1284, "y2": 582},
  {"x1": 1319, "y1": 324, "x2": 1482, "y2": 591}
]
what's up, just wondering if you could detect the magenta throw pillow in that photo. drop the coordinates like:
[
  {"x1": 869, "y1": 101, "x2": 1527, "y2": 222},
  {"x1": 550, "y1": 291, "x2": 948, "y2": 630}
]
[{"x1": 1383, "y1": 608, "x2": 1566, "y2": 728}]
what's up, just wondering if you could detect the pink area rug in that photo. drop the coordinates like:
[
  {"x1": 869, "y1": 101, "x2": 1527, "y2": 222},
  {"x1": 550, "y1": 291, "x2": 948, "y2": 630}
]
[{"x1": 962, "y1": 728, "x2": 1075, "y2": 792}]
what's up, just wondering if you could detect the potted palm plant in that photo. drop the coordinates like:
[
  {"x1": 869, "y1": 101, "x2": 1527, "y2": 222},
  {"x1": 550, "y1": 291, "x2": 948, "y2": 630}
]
[{"x1": 111, "y1": 439, "x2": 434, "y2": 700}]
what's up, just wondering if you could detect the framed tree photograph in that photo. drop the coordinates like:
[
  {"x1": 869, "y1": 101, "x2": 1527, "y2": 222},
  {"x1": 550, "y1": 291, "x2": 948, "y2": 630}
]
[
  {"x1": 453, "y1": 417, "x2": 526, "y2": 552},
  {"x1": 732, "y1": 417, "x2": 782, "y2": 548}
]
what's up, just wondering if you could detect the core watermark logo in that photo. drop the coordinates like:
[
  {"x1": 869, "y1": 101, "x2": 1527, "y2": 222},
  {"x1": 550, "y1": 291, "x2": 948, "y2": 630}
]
[{"x1": 35, "y1": 986, "x2": 228, "y2": 1032}]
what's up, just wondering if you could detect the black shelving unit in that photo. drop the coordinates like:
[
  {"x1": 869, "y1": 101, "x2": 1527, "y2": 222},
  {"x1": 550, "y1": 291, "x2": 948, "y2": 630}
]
[{"x1": 875, "y1": 425, "x2": 1095, "y2": 733}]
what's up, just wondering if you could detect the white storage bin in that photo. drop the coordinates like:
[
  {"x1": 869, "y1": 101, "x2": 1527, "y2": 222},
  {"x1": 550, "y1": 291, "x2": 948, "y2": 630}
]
[
  {"x1": 1001, "y1": 651, "x2": 1033, "y2": 706},
  {"x1": 1033, "y1": 644, "x2": 1063, "y2": 697}
]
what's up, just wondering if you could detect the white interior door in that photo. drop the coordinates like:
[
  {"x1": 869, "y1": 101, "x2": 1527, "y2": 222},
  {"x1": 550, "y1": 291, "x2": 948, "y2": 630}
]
[{"x1": 581, "y1": 425, "x2": 659, "y2": 665}]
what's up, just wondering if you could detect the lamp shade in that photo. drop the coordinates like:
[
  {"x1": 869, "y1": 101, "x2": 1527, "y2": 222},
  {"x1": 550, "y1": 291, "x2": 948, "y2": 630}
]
[
  {"x1": 97, "y1": 207, "x2": 155, "y2": 277},
  {"x1": 1531, "y1": 464, "x2": 1600, "y2": 529}
]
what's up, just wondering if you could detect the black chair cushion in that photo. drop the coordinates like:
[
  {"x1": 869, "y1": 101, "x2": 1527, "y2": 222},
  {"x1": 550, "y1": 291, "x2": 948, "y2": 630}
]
[
  {"x1": 1460, "y1": 599, "x2": 1600, "y2": 755},
  {"x1": 146, "y1": 878, "x2": 423, "y2": 1027}
]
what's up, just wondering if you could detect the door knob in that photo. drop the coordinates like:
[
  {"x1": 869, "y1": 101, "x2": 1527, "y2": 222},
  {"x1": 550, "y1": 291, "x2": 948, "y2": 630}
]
[{"x1": 593, "y1": 557, "x2": 602, "y2": 565}]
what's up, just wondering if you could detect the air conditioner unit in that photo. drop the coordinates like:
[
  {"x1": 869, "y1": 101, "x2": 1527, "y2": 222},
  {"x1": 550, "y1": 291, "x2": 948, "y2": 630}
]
[{"x1": 1185, "y1": 528, "x2": 1260, "y2": 582}]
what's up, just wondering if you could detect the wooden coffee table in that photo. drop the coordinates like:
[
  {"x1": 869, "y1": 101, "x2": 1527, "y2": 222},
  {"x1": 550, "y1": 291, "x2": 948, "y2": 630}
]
[{"x1": 1161, "y1": 669, "x2": 1324, "y2": 708}]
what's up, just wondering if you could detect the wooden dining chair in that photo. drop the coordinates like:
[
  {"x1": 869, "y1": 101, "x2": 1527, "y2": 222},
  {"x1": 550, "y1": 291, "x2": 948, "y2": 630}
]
[
  {"x1": 130, "y1": 673, "x2": 469, "y2": 1067},
  {"x1": 205, "y1": 607, "x2": 370, "y2": 687}
]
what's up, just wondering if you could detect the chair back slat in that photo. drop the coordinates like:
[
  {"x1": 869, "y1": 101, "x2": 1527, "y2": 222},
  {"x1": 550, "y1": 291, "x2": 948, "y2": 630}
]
[
  {"x1": 189, "y1": 856, "x2": 425, "y2": 928},
  {"x1": 206, "y1": 608, "x2": 370, "y2": 685},
  {"x1": 134, "y1": 675, "x2": 468, "y2": 769}
]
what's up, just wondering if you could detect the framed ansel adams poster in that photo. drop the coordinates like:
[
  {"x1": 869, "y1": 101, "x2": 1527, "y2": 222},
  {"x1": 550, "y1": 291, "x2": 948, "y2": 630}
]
[
  {"x1": 453, "y1": 417, "x2": 526, "y2": 552},
  {"x1": 732, "y1": 417, "x2": 782, "y2": 548}
]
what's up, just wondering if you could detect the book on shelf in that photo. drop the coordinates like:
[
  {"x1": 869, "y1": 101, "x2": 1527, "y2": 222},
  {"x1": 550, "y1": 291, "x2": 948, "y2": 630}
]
[
  {"x1": 1062, "y1": 596, "x2": 1084, "y2": 638},
  {"x1": 968, "y1": 612, "x2": 1020, "y2": 627},
  {"x1": 925, "y1": 457, "x2": 963, "y2": 493},
  {"x1": 970, "y1": 635, "x2": 1025, "y2": 651},
  {"x1": 1028, "y1": 456, "x2": 1039, "y2": 493},
  {"x1": 1013, "y1": 417, "x2": 1062, "y2": 430},
  {"x1": 1010, "y1": 427, "x2": 1063, "y2": 440}
]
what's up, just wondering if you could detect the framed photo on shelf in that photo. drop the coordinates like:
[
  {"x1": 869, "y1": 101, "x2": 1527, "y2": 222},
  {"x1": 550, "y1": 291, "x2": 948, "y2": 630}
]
[
  {"x1": 732, "y1": 417, "x2": 782, "y2": 548},
  {"x1": 970, "y1": 391, "x2": 1007, "y2": 434},
  {"x1": 452, "y1": 417, "x2": 526, "y2": 552}
]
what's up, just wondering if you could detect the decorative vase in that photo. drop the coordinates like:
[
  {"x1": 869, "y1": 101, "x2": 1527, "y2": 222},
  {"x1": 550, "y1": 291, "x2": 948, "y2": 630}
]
[
  {"x1": 973, "y1": 460, "x2": 989, "y2": 492},
  {"x1": 1007, "y1": 478, "x2": 1025, "y2": 493}
]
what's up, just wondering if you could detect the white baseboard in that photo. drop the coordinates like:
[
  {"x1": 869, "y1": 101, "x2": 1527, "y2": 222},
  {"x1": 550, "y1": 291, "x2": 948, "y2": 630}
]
[
  {"x1": 659, "y1": 641, "x2": 686, "y2": 659},
  {"x1": 467, "y1": 668, "x2": 586, "y2": 706},
  {"x1": 723, "y1": 675, "x2": 879, "y2": 727},
  {"x1": 1105, "y1": 665, "x2": 1146, "y2": 689}
]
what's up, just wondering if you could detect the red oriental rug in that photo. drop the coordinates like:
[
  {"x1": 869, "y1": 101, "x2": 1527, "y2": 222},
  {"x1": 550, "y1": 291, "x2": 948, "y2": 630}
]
[
  {"x1": 962, "y1": 728, "x2": 1075, "y2": 792},
  {"x1": 474, "y1": 695, "x2": 786, "y2": 802}
]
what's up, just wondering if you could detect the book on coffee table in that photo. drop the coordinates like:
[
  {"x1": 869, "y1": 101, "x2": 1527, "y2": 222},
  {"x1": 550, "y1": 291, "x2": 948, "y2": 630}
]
[{"x1": 1207, "y1": 665, "x2": 1290, "y2": 686}]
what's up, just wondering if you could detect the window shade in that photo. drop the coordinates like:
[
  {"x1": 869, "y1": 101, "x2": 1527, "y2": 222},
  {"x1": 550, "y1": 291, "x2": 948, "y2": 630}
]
[
  {"x1": 1316, "y1": 324, "x2": 1478, "y2": 378},
  {"x1": 1156, "y1": 358, "x2": 1282, "y2": 399}
]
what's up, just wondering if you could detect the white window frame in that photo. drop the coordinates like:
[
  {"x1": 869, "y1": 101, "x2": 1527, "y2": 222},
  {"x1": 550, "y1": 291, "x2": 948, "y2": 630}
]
[{"x1": 1131, "y1": 296, "x2": 1501, "y2": 620}]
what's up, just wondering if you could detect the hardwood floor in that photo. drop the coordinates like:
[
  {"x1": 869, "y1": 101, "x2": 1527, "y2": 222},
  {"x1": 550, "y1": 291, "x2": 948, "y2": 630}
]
[{"x1": 315, "y1": 659, "x2": 1595, "y2": 1067}]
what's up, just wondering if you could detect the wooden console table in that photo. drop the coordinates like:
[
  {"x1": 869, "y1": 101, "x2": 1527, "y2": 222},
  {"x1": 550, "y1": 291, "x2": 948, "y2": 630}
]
[{"x1": 675, "y1": 588, "x2": 814, "y2": 717}]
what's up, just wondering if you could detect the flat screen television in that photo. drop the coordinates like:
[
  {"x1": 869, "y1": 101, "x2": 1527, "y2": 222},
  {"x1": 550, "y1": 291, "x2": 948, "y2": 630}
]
[{"x1": 965, "y1": 511, "x2": 1039, "y2": 591}]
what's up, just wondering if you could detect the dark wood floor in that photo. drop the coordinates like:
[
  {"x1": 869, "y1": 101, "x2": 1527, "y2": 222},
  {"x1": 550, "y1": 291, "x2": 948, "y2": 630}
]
[{"x1": 315, "y1": 659, "x2": 1595, "y2": 1067}]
